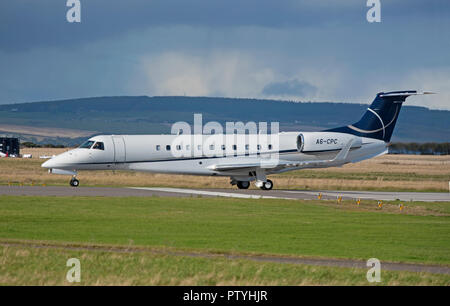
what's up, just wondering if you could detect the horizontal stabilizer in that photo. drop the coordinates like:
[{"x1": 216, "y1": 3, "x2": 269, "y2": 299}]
[{"x1": 379, "y1": 91, "x2": 435, "y2": 97}]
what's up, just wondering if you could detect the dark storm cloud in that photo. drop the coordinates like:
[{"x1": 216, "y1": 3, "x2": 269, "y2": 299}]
[
  {"x1": 262, "y1": 79, "x2": 317, "y2": 97},
  {"x1": 1, "y1": 0, "x2": 449, "y2": 52},
  {"x1": 0, "y1": 0, "x2": 449, "y2": 109}
]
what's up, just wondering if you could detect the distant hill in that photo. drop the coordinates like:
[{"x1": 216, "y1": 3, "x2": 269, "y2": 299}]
[{"x1": 0, "y1": 96, "x2": 448, "y2": 145}]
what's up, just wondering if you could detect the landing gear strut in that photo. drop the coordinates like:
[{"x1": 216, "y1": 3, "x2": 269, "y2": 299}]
[
  {"x1": 69, "y1": 177, "x2": 79, "y2": 187},
  {"x1": 252, "y1": 170, "x2": 273, "y2": 190}
]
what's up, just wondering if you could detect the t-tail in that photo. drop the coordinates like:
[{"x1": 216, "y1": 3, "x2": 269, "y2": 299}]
[{"x1": 326, "y1": 90, "x2": 434, "y2": 142}]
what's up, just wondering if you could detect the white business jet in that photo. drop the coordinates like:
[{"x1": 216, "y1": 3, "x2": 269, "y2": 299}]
[{"x1": 42, "y1": 91, "x2": 430, "y2": 189}]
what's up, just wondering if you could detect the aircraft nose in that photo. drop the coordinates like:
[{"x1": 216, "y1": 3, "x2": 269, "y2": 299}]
[
  {"x1": 41, "y1": 150, "x2": 78, "y2": 169},
  {"x1": 41, "y1": 158, "x2": 55, "y2": 168}
]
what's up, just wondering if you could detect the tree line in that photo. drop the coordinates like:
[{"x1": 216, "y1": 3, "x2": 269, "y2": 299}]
[
  {"x1": 389, "y1": 142, "x2": 450, "y2": 155},
  {"x1": 21, "y1": 142, "x2": 65, "y2": 148}
]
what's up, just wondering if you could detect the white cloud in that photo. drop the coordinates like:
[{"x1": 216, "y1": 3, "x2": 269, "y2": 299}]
[
  {"x1": 399, "y1": 68, "x2": 450, "y2": 110},
  {"x1": 132, "y1": 50, "x2": 351, "y2": 103},
  {"x1": 133, "y1": 51, "x2": 274, "y2": 98},
  {"x1": 360, "y1": 66, "x2": 450, "y2": 109}
]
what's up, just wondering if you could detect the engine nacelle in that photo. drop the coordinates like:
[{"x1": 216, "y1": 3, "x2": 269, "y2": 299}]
[{"x1": 297, "y1": 132, "x2": 362, "y2": 153}]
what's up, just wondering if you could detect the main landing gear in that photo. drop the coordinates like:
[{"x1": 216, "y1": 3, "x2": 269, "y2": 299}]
[
  {"x1": 255, "y1": 179, "x2": 273, "y2": 190},
  {"x1": 253, "y1": 171, "x2": 273, "y2": 190},
  {"x1": 236, "y1": 181, "x2": 250, "y2": 189},
  {"x1": 260, "y1": 179, "x2": 273, "y2": 190},
  {"x1": 69, "y1": 176, "x2": 79, "y2": 187},
  {"x1": 232, "y1": 178, "x2": 274, "y2": 190}
]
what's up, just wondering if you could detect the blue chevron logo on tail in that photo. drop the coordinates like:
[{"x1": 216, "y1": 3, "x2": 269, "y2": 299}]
[{"x1": 326, "y1": 91, "x2": 434, "y2": 142}]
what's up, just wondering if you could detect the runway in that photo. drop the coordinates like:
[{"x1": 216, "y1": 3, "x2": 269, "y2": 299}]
[{"x1": 1, "y1": 185, "x2": 449, "y2": 202}]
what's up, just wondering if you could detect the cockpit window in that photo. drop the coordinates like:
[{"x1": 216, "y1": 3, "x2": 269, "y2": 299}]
[
  {"x1": 79, "y1": 140, "x2": 95, "y2": 149},
  {"x1": 92, "y1": 142, "x2": 104, "y2": 150}
]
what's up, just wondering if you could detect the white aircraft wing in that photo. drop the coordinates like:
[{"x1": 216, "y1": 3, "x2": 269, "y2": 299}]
[{"x1": 208, "y1": 139, "x2": 354, "y2": 173}]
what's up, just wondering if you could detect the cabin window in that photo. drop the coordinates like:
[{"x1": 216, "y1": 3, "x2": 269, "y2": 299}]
[
  {"x1": 156, "y1": 145, "x2": 160, "y2": 151},
  {"x1": 166, "y1": 145, "x2": 171, "y2": 151},
  {"x1": 176, "y1": 145, "x2": 182, "y2": 150},
  {"x1": 197, "y1": 145, "x2": 202, "y2": 150},
  {"x1": 186, "y1": 145, "x2": 190, "y2": 150},
  {"x1": 92, "y1": 142, "x2": 104, "y2": 150},
  {"x1": 79, "y1": 140, "x2": 94, "y2": 149},
  {"x1": 209, "y1": 145, "x2": 215, "y2": 150},
  {"x1": 268, "y1": 144, "x2": 273, "y2": 150},
  {"x1": 245, "y1": 144, "x2": 249, "y2": 150},
  {"x1": 257, "y1": 144, "x2": 261, "y2": 150},
  {"x1": 232, "y1": 145, "x2": 237, "y2": 150},
  {"x1": 221, "y1": 145, "x2": 226, "y2": 150}
]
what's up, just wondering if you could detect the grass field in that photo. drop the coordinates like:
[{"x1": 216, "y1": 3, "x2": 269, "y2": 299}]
[
  {"x1": 0, "y1": 195, "x2": 449, "y2": 285},
  {"x1": 2, "y1": 244, "x2": 448, "y2": 286},
  {"x1": 1, "y1": 150, "x2": 449, "y2": 285},
  {"x1": 1, "y1": 148, "x2": 449, "y2": 192}
]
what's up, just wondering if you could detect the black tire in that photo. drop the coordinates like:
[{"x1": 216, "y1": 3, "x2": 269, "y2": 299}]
[
  {"x1": 70, "y1": 178, "x2": 79, "y2": 187},
  {"x1": 237, "y1": 181, "x2": 250, "y2": 189},
  {"x1": 263, "y1": 179, "x2": 273, "y2": 190}
]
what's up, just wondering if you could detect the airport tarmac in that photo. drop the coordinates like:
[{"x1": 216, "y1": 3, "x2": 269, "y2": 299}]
[{"x1": 0, "y1": 185, "x2": 449, "y2": 202}]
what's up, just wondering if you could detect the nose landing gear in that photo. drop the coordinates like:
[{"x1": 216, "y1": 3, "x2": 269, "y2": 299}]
[{"x1": 69, "y1": 177, "x2": 79, "y2": 187}]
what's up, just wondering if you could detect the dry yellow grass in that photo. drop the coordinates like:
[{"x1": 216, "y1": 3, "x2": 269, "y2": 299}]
[
  {"x1": 1, "y1": 148, "x2": 449, "y2": 191},
  {"x1": 318, "y1": 154, "x2": 450, "y2": 176},
  {"x1": 20, "y1": 147, "x2": 72, "y2": 157},
  {"x1": 0, "y1": 124, "x2": 96, "y2": 138}
]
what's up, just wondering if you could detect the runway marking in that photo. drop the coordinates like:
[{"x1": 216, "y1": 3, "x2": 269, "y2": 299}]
[
  {"x1": 283, "y1": 190, "x2": 450, "y2": 202},
  {"x1": 130, "y1": 187, "x2": 294, "y2": 200},
  {"x1": 0, "y1": 186, "x2": 448, "y2": 202}
]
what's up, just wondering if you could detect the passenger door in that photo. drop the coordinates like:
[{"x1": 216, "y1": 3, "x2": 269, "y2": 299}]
[{"x1": 112, "y1": 136, "x2": 126, "y2": 163}]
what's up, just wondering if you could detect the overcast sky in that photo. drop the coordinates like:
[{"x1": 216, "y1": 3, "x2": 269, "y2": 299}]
[{"x1": 0, "y1": 0, "x2": 449, "y2": 109}]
